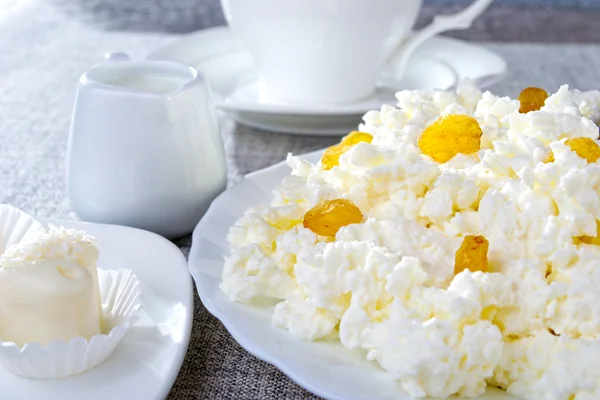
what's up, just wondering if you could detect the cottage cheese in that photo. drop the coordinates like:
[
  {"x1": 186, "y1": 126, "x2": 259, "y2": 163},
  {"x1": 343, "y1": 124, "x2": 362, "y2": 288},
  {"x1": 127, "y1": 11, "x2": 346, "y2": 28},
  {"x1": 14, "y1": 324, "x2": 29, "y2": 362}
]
[{"x1": 221, "y1": 81, "x2": 600, "y2": 399}]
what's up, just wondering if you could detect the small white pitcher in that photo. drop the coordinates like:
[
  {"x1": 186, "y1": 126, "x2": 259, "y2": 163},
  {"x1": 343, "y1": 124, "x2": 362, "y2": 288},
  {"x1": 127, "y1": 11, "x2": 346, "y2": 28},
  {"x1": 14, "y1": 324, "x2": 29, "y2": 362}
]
[{"x1": 67, "y1": 53, "x2": 227, "y2": 238}]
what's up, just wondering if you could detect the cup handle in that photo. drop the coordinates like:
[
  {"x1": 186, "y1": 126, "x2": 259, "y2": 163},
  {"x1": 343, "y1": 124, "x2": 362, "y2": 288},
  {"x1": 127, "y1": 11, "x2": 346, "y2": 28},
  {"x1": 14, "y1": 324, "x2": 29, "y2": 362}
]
[
  {"x1": 104, "y1": 52, "x2": 130, "y2": 63},
  {"x1": 385, "y1": 0, "x2": 493, "y2": 80}
]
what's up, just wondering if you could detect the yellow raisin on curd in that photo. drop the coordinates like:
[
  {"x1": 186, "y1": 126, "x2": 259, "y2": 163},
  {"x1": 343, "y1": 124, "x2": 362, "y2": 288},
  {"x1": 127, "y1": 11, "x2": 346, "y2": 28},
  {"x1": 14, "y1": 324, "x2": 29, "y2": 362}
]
[
  {"x1": 340, "y1": 131, "x2": 373, "y2": 146},
  {"x1": 321, "y1": 131, "x2": 373, "y2": 170},
  {"x1": 545, "y1": 137, "x2": 600, "y2": 163},
  {"x1": 454, "y1": 235, "x2": 489, "y2": 275},
  {"x1": 575, "y1": 220, "x2": 600, "y2": 245},
  {"x1": 303, "y1": 199, "x2": 363, "y2": 237},
  {"x1": 418, "y1": 114, "x2": 483, "y2": 163},
  {"x1": 518, "y1": 86, "x2": 548, "y2": 113}
]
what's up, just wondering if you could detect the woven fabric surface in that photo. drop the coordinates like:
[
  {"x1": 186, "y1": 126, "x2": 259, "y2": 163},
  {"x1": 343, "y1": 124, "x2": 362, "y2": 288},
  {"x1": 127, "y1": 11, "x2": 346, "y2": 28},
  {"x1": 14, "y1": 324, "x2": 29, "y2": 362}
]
[
  {"x1": 2, "y1": 1, "x2": 600, "y2": 399},
  {"x1": 40, "y1": 0, "x2": 600, "y2": 41}
]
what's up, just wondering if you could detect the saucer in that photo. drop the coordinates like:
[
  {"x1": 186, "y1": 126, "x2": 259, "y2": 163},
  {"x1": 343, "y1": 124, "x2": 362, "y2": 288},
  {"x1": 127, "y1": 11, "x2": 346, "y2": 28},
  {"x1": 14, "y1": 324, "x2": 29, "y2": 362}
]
[
  {"x1": 0, "y1": 219, "x2": 193, "y2": 400},
  {"x1": 148, "y1": 27, "x2": 506, "y2": 135}
]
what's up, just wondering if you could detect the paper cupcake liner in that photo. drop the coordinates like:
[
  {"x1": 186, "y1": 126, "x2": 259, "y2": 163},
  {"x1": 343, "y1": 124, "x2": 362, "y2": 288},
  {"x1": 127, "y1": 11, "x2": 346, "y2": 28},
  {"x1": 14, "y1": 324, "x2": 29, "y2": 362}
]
[
  {"x1": 0, "y1": 204, "x2": 43, "y2": 254},
  {"x1": 0, "y1": 268, "x2": 142, "y2": 379}
]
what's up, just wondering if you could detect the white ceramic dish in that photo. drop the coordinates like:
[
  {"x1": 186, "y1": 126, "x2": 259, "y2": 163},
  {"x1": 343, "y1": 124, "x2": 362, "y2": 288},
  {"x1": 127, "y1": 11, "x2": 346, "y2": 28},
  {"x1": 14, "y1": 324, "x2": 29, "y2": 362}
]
[
  {"x1": 0, "y1": 219, "x2": 193, "y2": 400},
  {"x1": 189, "y1": 150, "x2": 517, "y2": 400},
  {"x1": 148, "y1": 27, "x2": 506, "y2": 135}
]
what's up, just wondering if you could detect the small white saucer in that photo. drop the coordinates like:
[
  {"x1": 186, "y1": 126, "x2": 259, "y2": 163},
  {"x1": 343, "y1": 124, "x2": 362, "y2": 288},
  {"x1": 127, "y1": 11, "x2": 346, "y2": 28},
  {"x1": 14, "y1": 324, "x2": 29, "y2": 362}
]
[
  {"x1": 0, "y1": 220, "x2": 193, "y2": 400},
  {"x1": 148, "y1": 27, "x2": 506, "y2": 135},
  {"x1": 220, "y1": 56, "x2": 456, "y2": 115}
]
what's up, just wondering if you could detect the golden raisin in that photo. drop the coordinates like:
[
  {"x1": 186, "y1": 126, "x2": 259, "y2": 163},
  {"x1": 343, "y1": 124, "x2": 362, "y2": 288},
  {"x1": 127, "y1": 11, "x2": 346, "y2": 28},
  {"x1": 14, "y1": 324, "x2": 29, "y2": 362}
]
[
  {"x1": 575, "y1": 220, "x2": 600, "y2": 245},
  {"x1": 454, "y1": 235, "x2": 489, "y2": 275},
  {"x1": 321, "y1": 144, "x2": 349, "y2": 171},
  {"x1": 418, "y1": 114, "x2": 483, "y2": 163},
  {"x1": 545, "y1": 137, "x2": 600, "y2": 164},
  {"x1": 565, "y1": 137, "x2": 600, "y2": 163},
  {"x1": 321, "y1": 131, "x2": 372, "y2": 170},
  {"x1": 518, "y1": 87, "x2": 548, "y2": 113},
  {"x1": 341, "y1": 131, "x2": 373, "y2": 146},
  {"x1": 303, "y1": 199, "x2": 363, "y2": 237}
]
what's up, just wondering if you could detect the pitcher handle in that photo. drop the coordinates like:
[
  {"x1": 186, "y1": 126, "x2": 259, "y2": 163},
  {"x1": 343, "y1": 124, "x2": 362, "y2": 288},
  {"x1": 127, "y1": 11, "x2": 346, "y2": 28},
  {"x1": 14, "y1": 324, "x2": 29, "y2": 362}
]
[{"x1": 385, "y1": 0, "x2": 493, "y2": 80}]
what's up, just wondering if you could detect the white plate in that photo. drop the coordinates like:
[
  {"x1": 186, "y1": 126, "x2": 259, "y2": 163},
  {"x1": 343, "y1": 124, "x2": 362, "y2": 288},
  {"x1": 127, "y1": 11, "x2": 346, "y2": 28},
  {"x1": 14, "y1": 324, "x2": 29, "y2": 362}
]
[
  {"x1": 1, "y1": 220, "x2": 193, "y2": 400},
  {"x1": 189, "y1": 150, "x2": 517, "y2": 400},
  {"x1": 148, "y1": 27, "x2": 506, "y2": 135}
]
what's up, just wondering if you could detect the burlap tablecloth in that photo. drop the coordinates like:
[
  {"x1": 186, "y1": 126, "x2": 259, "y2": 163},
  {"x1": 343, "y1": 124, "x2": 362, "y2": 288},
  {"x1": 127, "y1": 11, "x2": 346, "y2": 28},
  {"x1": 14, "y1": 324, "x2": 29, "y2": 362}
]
[{"x1": 2, "y1": 1, "x2": 600, "y2": 399}]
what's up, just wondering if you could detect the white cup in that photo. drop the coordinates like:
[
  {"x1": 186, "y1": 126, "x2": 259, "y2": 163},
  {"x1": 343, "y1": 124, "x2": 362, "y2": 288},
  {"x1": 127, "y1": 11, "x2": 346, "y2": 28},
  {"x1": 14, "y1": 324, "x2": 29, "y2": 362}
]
[
  {"x1": 67, "y1": 53, "x2": 227, "y2": 239},
  {"x1": 221, "y1": 0, "x2": 492, "y2": 104}
]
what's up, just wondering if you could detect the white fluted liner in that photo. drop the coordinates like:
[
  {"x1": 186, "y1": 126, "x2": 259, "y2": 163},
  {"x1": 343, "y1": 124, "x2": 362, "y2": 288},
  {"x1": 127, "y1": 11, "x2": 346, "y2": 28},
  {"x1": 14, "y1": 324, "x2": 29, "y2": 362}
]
[
  {"x1": 0, "y1": 268, "x2": 142, "y2": 379},
  {"x1": 0, "y1": 204, "x2": 43, "y2": 254}
]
